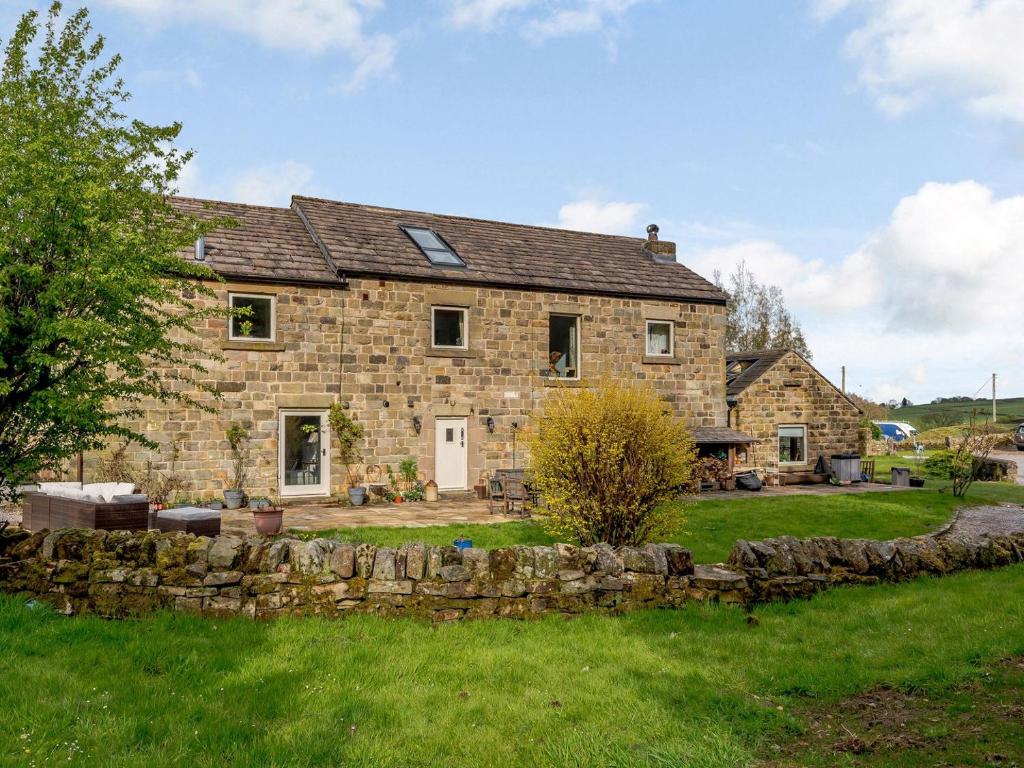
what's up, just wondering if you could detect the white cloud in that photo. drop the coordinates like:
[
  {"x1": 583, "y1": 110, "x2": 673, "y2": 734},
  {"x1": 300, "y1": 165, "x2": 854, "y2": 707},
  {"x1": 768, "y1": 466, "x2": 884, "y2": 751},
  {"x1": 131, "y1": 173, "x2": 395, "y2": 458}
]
[
  {"x1": 136, "y1": 65, "x2": 204, "y2": 89},
  {"x1": 176, "y1": 159, "x2": 316, "y2": 206},
  {"x1": 447, "y1": 0, "x2": 647, "y2": 42},
  {"x1": 681, "y1": 180, "x2": 1024, "y2": 402},
  {"x1": 556, "y1": 198, "x2": 647, "y2": 235},
  {"x1": 820, "y1": 0, "x2": 1024, "y2": 122},
  {"x1": 97, "y1": 0, "x2": 396, "y2": 90}
]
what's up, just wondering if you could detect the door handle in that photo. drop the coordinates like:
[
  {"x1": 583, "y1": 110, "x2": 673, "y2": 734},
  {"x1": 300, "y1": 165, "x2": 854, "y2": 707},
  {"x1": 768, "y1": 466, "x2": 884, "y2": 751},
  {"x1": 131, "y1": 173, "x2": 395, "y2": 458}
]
[{"x1": 460, "y1": 428, "x2": 464, "y2": 447}]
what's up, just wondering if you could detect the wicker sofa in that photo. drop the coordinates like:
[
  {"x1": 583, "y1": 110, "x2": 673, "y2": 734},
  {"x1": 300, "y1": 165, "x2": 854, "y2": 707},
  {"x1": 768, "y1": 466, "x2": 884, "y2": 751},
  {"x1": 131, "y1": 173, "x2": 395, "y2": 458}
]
[{"x1": 22, "y1": 482, "x2": 148, "y2": 533}]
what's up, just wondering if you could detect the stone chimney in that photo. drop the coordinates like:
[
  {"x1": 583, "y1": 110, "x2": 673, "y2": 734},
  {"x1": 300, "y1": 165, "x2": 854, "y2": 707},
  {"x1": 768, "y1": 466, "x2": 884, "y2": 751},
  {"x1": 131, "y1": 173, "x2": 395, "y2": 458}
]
[{"x1": 642, "y1": 224, "x2": 677, "y2": 264}]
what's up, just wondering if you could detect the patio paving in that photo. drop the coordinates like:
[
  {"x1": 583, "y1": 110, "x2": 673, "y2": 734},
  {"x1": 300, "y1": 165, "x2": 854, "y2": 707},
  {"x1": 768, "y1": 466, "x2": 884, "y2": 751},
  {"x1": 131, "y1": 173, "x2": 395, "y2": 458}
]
[{"x1": 221, "y1": 496, "x2": 521, "y2": 536}]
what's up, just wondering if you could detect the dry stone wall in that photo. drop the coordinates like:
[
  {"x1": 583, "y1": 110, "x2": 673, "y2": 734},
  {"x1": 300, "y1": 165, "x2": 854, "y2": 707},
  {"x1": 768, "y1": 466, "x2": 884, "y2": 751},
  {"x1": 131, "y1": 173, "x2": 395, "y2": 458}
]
[{"x1": 2, "y1": 521, "x2": 1023, "y2": 621}]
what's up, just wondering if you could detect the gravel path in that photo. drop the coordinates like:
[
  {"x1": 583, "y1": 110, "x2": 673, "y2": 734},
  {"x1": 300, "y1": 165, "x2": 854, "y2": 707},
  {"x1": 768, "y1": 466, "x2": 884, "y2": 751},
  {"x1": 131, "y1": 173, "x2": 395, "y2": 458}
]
[{"x1": 941, "y1": 504, "x2": 1024, "y2": 539}]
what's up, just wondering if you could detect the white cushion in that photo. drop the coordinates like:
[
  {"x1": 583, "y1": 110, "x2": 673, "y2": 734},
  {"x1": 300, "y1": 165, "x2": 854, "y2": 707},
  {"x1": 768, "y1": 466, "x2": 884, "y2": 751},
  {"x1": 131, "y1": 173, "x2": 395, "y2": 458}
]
[
  {"x1": 39, "y1": 482, "x2": 82, "y2": 494},
  {"x1": 47, "y1": 486, "x2": 102, "y2": 503},
  {"x1": 82, "y1": 482, "x2": 121, "y2": 502},
  {"x1": 112, "y1": 482, "x2": 135, "y2": 498}
]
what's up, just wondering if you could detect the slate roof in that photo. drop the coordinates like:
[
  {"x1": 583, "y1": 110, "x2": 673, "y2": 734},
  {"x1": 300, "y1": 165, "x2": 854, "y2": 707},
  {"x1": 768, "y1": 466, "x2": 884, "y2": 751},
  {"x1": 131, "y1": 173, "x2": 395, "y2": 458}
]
[
  {"x1": 291, "y1": 196, "x2": 727, "y2": 303},
  {"x1": 692, "y1": 426, "x2": 758, "y2": 444},
  {"x1": 171, "y1": 197, "x2": 336, "y2": 284},
  {"x1": 725, "y1": 349, "x2": 789, "y2": 397}
]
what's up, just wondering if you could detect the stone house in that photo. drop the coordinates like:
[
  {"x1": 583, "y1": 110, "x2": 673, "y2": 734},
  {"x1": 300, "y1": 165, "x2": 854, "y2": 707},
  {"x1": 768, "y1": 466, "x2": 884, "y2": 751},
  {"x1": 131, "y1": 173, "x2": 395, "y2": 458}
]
[
  {"x1": 724, "y1": 350, "x2": 862, "y2": 482},
  {"x1": 115, "y1": 195, "x2": 733, "y2": 500}
]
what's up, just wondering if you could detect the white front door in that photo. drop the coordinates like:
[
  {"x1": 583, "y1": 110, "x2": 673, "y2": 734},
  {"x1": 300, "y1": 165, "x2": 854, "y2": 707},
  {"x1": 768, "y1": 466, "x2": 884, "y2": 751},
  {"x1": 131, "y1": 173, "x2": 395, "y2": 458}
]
[
  {"x1": 434, "y1": 417, "x2": 468, "y2": 490},
  {"x1": 279, "y1": 410, "x2": 330, "y2": 497}
]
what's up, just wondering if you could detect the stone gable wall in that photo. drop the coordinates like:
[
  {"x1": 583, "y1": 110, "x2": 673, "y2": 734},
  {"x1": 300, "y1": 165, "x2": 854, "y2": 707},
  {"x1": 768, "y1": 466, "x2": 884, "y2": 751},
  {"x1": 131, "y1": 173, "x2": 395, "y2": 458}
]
[
  {"x1": 105, "y1": 278, "x2": 728, "y2": 499},
  {"x1": 729, "y1": 352, "x2": 860, "y2": 479},
  {"x1": 3, "y1": 522, "x2": 1022, "y2": 621}
]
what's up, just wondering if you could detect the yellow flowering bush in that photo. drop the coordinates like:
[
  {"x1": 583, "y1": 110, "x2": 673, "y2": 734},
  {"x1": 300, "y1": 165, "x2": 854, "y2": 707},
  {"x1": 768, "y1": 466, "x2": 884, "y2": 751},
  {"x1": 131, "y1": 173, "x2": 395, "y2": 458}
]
[{"x1": 528, "y1": 381, "x2": 696, "y2": 546}]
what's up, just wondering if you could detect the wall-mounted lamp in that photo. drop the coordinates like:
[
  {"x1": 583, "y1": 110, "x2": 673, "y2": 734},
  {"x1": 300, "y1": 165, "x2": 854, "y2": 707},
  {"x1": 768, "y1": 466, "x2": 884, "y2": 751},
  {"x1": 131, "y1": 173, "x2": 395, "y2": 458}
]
[
  {"x1": 412, "y1": 415, "x2": 422, "y2": 434},
  {"x1": 486, "y1": 416, "x2": 495, "y2": 433},
  {"x1": 383, "y1": 400, "x2": 390, "y2": 408},
  {"x1": 511, "y1": 421, "x2": 518, "y2": 430}
]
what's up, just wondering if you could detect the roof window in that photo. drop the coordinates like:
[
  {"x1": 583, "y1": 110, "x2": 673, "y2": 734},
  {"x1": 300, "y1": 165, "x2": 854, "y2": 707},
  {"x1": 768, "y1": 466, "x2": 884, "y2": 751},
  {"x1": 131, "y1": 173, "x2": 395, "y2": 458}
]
[{"x1": 400, "y1": 226, "x2": 465, "y2": 267}]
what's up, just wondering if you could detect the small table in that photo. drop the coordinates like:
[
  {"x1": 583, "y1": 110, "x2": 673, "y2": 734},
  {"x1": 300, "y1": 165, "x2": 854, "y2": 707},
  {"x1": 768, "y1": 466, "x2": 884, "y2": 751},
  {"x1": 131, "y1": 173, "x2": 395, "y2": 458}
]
[{"x1": 155, "y1": 507, "x2": 221, "y2": 536}]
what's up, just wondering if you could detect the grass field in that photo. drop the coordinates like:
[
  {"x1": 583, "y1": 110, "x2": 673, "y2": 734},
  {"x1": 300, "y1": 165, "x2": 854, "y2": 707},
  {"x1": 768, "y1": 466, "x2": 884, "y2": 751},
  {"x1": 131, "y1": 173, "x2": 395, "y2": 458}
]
[
  {"x1": 3, "y1": 565, "x2": 1024, "y2": 767},
  {"x1": 299, "y1": 485, "x2": 1024, "y2": 562},
  {"x1": 891, "y1": 397, "x2": 1024, "y2": 430}
]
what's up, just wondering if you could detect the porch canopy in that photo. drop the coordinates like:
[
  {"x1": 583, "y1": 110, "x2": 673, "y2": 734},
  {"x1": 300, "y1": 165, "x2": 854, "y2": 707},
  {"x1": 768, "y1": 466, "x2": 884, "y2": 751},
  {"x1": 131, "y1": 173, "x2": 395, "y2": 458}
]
[{"x1": 691, "y1": 427, "x2": 757, "y2": 445}]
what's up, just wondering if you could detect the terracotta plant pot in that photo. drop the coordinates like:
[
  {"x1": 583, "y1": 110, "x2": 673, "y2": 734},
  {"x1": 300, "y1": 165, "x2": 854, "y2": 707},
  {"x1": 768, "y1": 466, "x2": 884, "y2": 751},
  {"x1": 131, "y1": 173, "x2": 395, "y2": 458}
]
[
  {"x1": 394, "y1": 495, "x2": 404, "y2": 504},
  {"x1": 252, "y1": 507, "x2": 283, "y2": 535},
  {"x1": 473, "y1": 484, "x2": 486, "y2": 500}
]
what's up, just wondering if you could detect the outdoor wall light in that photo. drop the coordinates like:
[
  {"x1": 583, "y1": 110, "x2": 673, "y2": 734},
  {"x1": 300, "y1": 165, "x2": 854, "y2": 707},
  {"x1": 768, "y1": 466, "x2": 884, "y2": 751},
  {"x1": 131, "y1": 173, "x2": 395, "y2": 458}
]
[
  {"x1": 412, "y1": 415, "x2": 422, "y2": 434},
  {"x1": 486, "y1": 416, "x2": 495, "y2": 433},
  {"x1": 383, "y1": 400, "x2": 390, "y2": 408}
]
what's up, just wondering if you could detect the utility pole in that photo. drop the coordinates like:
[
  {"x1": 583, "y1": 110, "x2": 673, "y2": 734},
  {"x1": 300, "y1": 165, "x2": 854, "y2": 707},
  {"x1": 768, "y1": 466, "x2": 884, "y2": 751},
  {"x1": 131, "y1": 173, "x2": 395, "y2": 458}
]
[
  {"x1": 841, "y1": 366, "x2": 846, "y2": 394},
  {"x1": 992, "y1": 373, "x2": 997, "y2": 423}
]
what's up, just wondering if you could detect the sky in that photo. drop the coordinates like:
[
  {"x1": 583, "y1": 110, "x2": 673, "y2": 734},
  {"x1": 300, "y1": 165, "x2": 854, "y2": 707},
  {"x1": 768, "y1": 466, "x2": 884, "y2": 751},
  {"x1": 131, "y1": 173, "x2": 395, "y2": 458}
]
[{"x1": 3, "y1": 0, "x2": 1023, "y2": 405}]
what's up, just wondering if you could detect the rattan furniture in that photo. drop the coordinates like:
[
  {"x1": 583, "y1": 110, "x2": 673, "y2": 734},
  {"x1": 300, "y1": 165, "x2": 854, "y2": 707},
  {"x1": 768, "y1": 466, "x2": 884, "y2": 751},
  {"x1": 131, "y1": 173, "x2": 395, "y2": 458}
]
[
  {"x1": 155, "y1": 507, "x2": 222, "y2": 536},
  {"x1": 22, "y1": 492, "x2": 149, "y2": 533}
]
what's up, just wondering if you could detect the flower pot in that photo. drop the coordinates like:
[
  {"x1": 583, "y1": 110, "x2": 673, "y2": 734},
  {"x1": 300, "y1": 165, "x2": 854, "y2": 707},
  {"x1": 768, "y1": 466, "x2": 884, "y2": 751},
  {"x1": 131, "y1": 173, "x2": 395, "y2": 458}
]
[
  {"x1": 473, "y1": 484, "x2": 487, "y2": 500},
  {"x1": 224, "y1": 489, "x2": 245, "y2": 509},
  {"x1": 394, "y1": 495, "x2": 404, "y2": 504},
  {"x1": 207, "y1": 500, "x2": 223, "y2": 511},
  {"x1": 347, "y1": 487, "x2": 367, "y2": 506},
  {"x1": 252, "y1": 507, "x2": 283, "y2": 535},
  {"x1": 424, "y1": 480, "x2": 439, "y2": 503},
  {"x1": 909, "y1": 477, "x2": 926, "y2": 488}
]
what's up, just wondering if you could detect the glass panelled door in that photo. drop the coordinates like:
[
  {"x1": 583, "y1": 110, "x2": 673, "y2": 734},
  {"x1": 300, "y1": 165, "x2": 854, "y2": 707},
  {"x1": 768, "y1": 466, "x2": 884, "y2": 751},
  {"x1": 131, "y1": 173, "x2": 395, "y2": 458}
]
[{"x1": 279, "y1": 411, "x2": 329, "y2": 496}]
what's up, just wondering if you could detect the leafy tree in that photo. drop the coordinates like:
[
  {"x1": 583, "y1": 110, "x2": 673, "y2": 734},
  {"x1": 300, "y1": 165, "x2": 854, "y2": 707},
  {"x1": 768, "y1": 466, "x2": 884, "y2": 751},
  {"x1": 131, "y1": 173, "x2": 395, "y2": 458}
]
[
  {"x1": 528, "y1": 381, "x2": 695, "y2": 546},
  {"x1": 0, "y1": 4, "x2": 228, "y2": 501},
  {"x1": 713, "y1": 261, "x2": 811, "y2": 358}
]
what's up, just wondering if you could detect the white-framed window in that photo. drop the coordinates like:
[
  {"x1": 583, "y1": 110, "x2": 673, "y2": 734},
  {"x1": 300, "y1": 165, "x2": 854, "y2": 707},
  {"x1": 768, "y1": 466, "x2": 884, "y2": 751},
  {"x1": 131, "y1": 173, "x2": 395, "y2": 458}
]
[
  {"x1": 548, "y1": 314, "x2": 580, "y2": 380},
  {"x1": 645, "y1": 320, "x2": 674, "y2": 357},
  {"x1": 778, "y1": 425, "x2": 807, "y2": 465},
  {"x1": 229, "y1": 293, "x2": 275, "y2": 341},
  {"x1": 431, "y1": 306, "x2": 468, "y2": 349}
]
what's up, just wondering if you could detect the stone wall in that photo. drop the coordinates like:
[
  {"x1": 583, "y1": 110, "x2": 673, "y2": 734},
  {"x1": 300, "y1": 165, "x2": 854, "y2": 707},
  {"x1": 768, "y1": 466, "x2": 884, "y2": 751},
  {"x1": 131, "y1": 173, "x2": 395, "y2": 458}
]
[
  {"x1": 2, "y1": 521, "x2": 1022, "y2": 621},
  {"x1": 96, "y1": 277, "x2": 727, "y2": 498},
  {"x1": 729, "y1": 351, "x2": 860, "y2": 479}
]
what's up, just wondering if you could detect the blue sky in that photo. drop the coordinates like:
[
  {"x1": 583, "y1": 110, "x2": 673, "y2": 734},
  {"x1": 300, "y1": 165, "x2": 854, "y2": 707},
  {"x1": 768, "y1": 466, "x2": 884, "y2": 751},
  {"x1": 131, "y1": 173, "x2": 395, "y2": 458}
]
[{"x1": 5, "y1": 0, "x2": 1023, "y2": 405}]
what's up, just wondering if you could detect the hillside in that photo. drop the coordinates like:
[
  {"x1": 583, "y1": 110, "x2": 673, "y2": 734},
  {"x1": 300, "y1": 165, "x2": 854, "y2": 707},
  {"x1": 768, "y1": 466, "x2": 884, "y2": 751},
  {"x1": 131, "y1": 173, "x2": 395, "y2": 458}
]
[{"x1": 890, "y1": 397, "x2": 1024, "y2": 429}]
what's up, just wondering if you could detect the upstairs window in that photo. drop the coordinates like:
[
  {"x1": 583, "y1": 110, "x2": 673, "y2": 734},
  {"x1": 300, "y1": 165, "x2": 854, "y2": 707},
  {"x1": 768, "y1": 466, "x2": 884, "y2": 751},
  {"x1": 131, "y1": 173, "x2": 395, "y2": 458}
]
[
  {"x1": 646, "y1": 320, "x2": 674, "y2": 357},
  {"x1": 778, "y1": 425, "x2": 807, "y2": 465},
  {"x1": 401, "y1": 226, "x2": 465, "y2": 267},
  {"x1": 548, "y1": 314, "x2": 580, "y2": 379},
  {"x1": 432, "y1": 306, "x2": 467, "y2": 349},
  {"x1": 229, "y1": 293, "x2": 275, "y2": 341}
]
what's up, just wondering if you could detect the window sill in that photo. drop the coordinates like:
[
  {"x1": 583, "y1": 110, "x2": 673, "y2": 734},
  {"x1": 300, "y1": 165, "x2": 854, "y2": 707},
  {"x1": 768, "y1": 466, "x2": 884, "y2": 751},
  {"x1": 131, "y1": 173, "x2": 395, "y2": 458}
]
[
  {"x1": 221, "y1": 340, "x2": 286, "y2": 352},
  {"x1": 642, "y1": 355, "x2": 681, "y2": 365},
  {"x1": 425, "y1": 348, "x2": 479, "y2": 359}
]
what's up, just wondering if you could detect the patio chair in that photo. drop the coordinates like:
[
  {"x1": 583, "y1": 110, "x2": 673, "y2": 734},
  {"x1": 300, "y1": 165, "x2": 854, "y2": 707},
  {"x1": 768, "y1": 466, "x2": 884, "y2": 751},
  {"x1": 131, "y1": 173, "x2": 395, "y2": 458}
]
[
  {"x1": 487, "y1": 477, "x2": 506, "y2": 514},
  {"x1": 502, "y1": 476, "x2": 531, "y2": 518}
]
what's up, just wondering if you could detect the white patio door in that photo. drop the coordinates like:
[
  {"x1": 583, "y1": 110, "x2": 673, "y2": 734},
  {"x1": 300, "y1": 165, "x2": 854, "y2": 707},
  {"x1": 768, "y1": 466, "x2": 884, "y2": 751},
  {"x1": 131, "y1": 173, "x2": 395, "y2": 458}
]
[
  {"x1": 279, "y1": 410, "x2": 330, "y2": 497},
  {"x1": 434, "y1": 417, "x2": 468, "y2": 490}
]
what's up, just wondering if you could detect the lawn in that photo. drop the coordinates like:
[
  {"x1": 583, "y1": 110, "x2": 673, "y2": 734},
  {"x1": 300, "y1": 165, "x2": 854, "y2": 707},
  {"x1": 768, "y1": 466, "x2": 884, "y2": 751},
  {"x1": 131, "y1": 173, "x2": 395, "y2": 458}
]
[
  {"x1": 298, "y1": 484, "x2": 1024, "y2": 563},
  {"x1": 3, "y1": 565, "x2": 1024, "y2": 767}
]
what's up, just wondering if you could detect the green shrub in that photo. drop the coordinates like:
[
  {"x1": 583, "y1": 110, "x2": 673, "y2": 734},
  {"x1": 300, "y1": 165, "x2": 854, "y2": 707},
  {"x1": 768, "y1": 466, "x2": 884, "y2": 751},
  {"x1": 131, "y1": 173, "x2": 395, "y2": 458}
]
[{"x1": 528, "y1": 381, "x2": 696, "y2": 546}]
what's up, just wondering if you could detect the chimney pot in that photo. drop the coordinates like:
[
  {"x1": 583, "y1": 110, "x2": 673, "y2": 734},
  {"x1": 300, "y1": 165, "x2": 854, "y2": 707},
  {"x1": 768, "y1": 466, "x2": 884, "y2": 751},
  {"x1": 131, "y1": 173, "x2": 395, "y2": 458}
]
[{"x1": 646, "y1": 223, "x2": 659, "y2": 241}]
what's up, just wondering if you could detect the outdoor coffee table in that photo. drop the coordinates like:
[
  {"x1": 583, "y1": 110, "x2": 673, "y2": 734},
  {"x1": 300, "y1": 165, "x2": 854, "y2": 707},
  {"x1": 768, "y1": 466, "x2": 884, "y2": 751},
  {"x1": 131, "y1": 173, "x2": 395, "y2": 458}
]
[{"x1": 155, "y1": 507, "x2": 222, "y2": 536}]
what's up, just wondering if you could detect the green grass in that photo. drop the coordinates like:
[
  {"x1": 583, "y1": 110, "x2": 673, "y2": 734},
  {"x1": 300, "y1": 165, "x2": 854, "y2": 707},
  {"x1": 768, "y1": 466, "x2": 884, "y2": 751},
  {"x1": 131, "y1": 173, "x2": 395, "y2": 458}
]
[
  {"x1": 3, "y1": 566, "x2": 1024, "y2": 767},
  {"x1": 299, "y1": 485, "x2": 1024, "y2": 563}
]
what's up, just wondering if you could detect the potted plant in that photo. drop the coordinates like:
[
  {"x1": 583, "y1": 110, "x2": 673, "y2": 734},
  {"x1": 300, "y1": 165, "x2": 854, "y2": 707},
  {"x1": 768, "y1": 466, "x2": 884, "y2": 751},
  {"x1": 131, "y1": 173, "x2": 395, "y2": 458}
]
[
  {"x1": 224, "y1": 423, "x2": 251, "y2": 509},
  {"x1": 329, "y1": 403, "x2": 366, "y2": 506},
  {"x1": 910, "y1": 444, "x2": 927, "y2": 487},
  {"x1": 387, "y1": 465, "x2": 403, "y2": 503},
  {"x1": 252, "y1": 496, "x2": 284, "y2": 536}
]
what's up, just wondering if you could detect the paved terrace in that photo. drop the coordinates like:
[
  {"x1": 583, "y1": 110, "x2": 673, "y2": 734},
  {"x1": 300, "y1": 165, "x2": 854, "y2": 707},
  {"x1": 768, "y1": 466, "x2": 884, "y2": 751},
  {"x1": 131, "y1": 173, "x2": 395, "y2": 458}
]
[{"x1": 220, "y1": 482, "x2": 909, "y2": 536}]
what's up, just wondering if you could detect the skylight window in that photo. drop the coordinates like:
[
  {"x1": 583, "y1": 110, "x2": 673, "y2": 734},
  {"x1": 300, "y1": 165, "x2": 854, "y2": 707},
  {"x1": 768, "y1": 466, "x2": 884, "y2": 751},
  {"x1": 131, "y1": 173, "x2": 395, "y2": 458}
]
[{"x1": 401, "y1": 226, "x2": 465, "y2": 267}]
